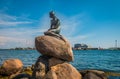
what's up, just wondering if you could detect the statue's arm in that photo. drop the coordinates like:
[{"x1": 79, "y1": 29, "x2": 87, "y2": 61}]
[
  {"x1": 50, "y1": 19, "x2": 60, "y2": 29},
  {"x1": 53, "y1": 19, "x2": 60, "y2": 29},
  {"x1": 56, "y1": 19, "x2": 60, "y2": 27},
  {"x1": 50, "y1": 20, "x2": 54, "y2": 29}
]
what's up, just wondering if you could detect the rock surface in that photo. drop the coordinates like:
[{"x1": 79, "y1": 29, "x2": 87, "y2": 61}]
[
  {"x1": 32, "y1": 56, "x2": 51, "y2": 79},
  {"x1": 44, "y1": 71, "x2": 57, "y2": 79},
  {"x1": 48, "y1": 57, "x2": 65, "y2": 68},
  {"x1": 32, "y1": 56, "x2": 65, "y2": 79},
  {"x1": 44, "y1": 63, "x2": 82, "y2": 79},
  {"x1": 0, "y1": 59, "x2": 23, "y2": 76},
  {"x1": 35, "y1": 35, "x2": 73, "y2": 62},
  {"x1": 80, "y1": 70, "x2": 108, "y2": 79}
]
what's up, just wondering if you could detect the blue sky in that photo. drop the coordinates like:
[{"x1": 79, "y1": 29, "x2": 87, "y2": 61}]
[{"x1": 0, "y1": 0, "x2": 120, "y2": 48}]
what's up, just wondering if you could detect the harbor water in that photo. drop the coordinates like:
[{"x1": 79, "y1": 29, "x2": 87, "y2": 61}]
[{"x1": 0, "y1": 50, "x2": 120, "y2": 73}]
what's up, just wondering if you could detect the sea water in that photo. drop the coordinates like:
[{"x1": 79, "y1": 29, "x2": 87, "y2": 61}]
[{"x1": 0, "y1": 50, "x2": 120, "y2": 73}]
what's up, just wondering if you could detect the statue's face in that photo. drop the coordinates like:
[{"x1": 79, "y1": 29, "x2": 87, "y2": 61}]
[{"x1": 49, "y1": 13, "x2": 54, "y2": 18}]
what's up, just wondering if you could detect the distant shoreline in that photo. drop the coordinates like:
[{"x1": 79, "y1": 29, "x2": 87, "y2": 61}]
[
  {"x1": 0, "y1": 47, "x2": 36, "y2": 50},
  {"x1": 0, "y1": 49, "x2": 36, "y2": 50},
  {"x1": 72, "y1": 49, "x2": 120, "y2": 51},
  {"x1": 0, "y1": 49, "x2": 120, "y2": 51}
]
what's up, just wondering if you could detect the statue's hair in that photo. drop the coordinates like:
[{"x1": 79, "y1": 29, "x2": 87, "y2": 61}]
[{"x1": 49, "y1": 11, "x2": 55, "y2": 15}]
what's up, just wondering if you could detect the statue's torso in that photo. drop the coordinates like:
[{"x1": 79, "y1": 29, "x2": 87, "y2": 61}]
[{"x1": 51, "y1": 18, "x2": 60, "y2": 29}]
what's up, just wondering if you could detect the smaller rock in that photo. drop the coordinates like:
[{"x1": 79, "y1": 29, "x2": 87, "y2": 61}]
[
  {"x1": 80, "y1": 70, "x2": 108, "y2": 79},
  {"x1": 45, "y1": 63, "x2": 82, "y2": 79},
  {"x1": 32, "y1": 56, "x2": 51, "y2": 79},
  {"x1": 32, "y1": 56, "x2": 65, "y2": 79},
  {"x1": 44, "y1": 70, "x2": 57, "y2": 79},
  {"x1": 48, "y1": 57, "x2": 65, "y2": 68},
  {"x1": 0, "y1": 59, "x2": 23, "y2": 76},
  {"x1": 83, "y1": 72, "x2": 101, "y2": 79}
]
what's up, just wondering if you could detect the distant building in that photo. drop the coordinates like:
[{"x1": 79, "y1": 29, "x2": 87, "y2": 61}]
[{"x1": 74, "y1": 44, "x2": 88, "y2": 50}]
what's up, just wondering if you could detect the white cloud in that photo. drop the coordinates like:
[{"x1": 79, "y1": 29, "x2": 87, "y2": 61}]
[
  {"x1": 0, "y1": 12, "x2": 39, "y2": 48},
  {"x1": 67, "y1": 34, "x2": 94, "y2": 46},
  {"x1": 0, "y1": 21, "x2": 32, "y2": 26},
  {"x1": 57, "y1": 13, "x2": 84, "y2": 37},
  {"x1": 37, "y1": 14, "x2": 50, "y2": 31},
  {"x1": 0, "y1": 13, "x2": 16, "y2": 21},
  {"x1": 0, "y1": 36, "x2": 34, "y2": 48},
  {"x1": 0, "y1": 36, "x2": 24, "y2": 42},
  {"x1": 0, "y1": 13, "x2": 33, "y2": 26}
]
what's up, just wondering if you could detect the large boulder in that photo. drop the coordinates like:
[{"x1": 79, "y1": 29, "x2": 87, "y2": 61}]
[
  {"x1": 0, "y1": 59, "x2": 23, "y2": 76},
  {"x1": 44, "y1": 63, "x2": 82, "y2": 79},
  {"x1": 35, "y1": 35, "x2": 73, "y2": 62},
  {"x1": 80, "y1": 70, "x2": 108, "y2": 79}
]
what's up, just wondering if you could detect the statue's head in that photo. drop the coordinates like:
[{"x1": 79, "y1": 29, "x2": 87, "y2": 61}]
[{"x1": 49, "y1": 11, "x2": 55, "y2": 18}]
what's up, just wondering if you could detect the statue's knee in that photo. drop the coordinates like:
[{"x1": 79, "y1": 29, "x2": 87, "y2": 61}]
[
  {"x1": 44, "y1": 31, "x2": 49, "y2": 35},
  {"x1": 44, "y1": 31, "x2": 53, "y2": 35},
  {"x1": 44, "y1": 32, "x2": 47, "y2": 35}
]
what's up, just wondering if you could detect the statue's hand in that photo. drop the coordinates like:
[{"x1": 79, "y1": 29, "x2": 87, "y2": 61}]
[
  {"x1": 48, "y1": 29, "x2": 51, "y2": 31},
  {"x1": 51, "y1": 25, "x2": 57, "y2": 29}
]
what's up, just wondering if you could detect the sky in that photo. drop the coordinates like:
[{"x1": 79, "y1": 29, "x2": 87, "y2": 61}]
[{"x1": 0, "y1": 0, "x2": 120, "y2": 49}]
